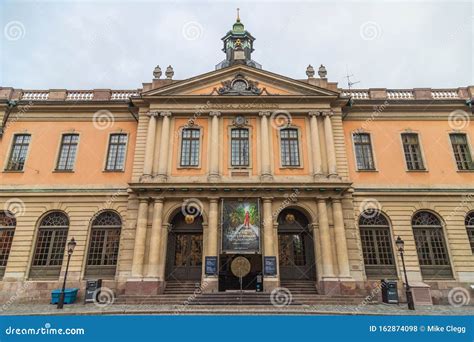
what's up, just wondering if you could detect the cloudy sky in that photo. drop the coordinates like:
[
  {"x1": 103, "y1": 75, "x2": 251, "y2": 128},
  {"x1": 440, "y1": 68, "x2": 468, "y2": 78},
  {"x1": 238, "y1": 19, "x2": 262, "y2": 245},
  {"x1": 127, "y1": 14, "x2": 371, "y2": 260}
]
[{"x1": 1, "y1": 0, "x2": 472, "y2": 90}]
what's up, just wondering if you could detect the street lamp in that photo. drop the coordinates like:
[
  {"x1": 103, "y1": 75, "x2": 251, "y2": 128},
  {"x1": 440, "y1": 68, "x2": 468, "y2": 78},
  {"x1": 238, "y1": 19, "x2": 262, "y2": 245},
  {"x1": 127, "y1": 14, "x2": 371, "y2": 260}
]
[
  {"x1": 395, "y1": 236, "x2": 415, "y2": 310},
  {"x1": 57, "y1": 237, "x2": 76, "y2": 309}
]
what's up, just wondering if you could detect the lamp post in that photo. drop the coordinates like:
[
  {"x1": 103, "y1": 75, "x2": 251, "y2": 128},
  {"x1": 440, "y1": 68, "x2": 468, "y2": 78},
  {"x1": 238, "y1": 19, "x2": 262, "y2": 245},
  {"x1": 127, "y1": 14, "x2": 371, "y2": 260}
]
[
  {"x1": 57, "y1": 237, "x2": 76, "y2": 309},
  {"x1": 395, "y1": 236, "x2": 415, "y2": 310}
]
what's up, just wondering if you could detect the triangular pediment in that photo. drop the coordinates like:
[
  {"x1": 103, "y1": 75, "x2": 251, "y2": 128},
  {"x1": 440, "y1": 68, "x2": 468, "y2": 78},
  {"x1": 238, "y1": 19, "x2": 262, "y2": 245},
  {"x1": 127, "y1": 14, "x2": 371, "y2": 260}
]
[{"x1": 142, "y1": 65, "x2": 339, "y2": 97}]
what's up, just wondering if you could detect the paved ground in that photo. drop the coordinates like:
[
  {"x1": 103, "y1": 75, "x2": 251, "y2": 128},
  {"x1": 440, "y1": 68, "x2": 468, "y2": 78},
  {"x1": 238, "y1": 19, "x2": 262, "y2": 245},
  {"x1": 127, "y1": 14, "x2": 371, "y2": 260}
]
[{"x1": 1, "y1": 303, "x2": 473, "y2": 316}]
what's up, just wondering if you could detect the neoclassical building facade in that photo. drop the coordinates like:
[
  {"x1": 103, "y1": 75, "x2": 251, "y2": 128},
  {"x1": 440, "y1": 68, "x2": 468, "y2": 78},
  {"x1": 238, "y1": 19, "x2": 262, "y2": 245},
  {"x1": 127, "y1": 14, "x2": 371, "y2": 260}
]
[{"x1": 0, "y1": 18, "x2": 473, "y2": 305}]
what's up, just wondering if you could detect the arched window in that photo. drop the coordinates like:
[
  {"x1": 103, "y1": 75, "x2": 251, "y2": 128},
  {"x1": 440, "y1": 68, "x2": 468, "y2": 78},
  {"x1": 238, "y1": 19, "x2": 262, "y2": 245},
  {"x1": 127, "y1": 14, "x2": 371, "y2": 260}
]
[
  {"x1": 412, "y1": 211, "x2": 452, "y2": 279},
  {"x1": 0, "y1": 211, "x2": 16, "y2": 278},
  {"x1": 465, "y1": 211, "x2": 474, "y2": 253},
  {"x1": 30, "y1": 212, "x2": 69, "y2": 279},
  {"x1": 85, "y1": 211, "x2": 122, "y2": 278},
  {"x1": 359, "y1": 211, "x2": 396, "y2": 278}
]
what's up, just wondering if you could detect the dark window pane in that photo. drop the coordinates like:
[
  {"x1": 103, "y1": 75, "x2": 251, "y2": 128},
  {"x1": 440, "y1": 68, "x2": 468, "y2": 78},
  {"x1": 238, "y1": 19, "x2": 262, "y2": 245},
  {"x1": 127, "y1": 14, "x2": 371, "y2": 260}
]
[
  {"x1": 231, "y1": 128, "x2": 249, "y2": 167},
  {"x1": 450, "y1": 134, "x2": 473, "y2": 170},
  {"x1": 402, "y1": 133, "x2": 425, "y2": 170},
  {"x1": 6, "y1": 134, "x2": 31, "y2": 171},
  {"x1": 56, "y1": 134, "x2": 79, "y2": 171},
  {"x1": 280, "y1": 128, "x2": 300, "y2": 167},
  {"x1": 354, "y1": 133, "x2": 375, "y2": 170},
  {"x1": 180, "y1": 128, "x2": 200, "y2": 167},
  {"x1": 106, "y1": 134, "x2": 128, "y2": 171}
]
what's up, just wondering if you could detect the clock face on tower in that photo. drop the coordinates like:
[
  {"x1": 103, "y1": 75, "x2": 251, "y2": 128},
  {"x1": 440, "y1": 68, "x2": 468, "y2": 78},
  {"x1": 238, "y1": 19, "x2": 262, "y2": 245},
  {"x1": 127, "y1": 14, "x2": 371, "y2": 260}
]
[{"x1": 233, "y1": 80, "x2": 247, "y2": 92}]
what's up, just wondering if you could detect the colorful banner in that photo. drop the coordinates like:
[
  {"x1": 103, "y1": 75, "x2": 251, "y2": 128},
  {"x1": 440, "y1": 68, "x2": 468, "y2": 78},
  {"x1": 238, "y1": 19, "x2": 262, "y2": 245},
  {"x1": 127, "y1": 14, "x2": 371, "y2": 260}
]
[{"x1": 222, "y1": 200, "x2": 260, "y2": 253}]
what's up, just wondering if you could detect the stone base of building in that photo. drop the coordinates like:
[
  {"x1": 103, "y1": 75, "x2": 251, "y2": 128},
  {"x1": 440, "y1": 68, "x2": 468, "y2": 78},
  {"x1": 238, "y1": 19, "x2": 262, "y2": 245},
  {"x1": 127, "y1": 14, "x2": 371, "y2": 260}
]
[
  {"x1": 0, "y1": 279, "x2": 472, "y2": 305},
  {"x1": 263, "y1": 277, "x2": 279, "y2": 292},
  {"x1": 201, "y1": 277, "x2": 219, "y2": 293},
  {"x1": 124, "y1": 279, "x2": 164, "y2": 296}
]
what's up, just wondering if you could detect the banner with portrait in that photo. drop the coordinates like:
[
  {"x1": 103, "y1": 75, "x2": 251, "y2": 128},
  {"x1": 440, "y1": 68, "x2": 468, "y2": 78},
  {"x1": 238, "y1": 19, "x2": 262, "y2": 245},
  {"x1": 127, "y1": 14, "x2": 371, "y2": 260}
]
[{"x1": 221, "y1": 199, "x2": 261, "y2": 253}]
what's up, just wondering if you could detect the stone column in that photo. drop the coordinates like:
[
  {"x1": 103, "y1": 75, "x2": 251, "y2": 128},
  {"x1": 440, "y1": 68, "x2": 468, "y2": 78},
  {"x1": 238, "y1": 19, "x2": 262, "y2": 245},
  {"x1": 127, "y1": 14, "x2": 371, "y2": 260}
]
[
  {"x1": 156, "y1": 111, "x2": 171, "y2": 181},
  {"x1": 317, "y1": 199, "x2": 335, "y2": 278},
  {"x1": 263, "y1": 198, "x2": 278, "y2": 291},
  {"x1": 203, "y1": 198, "x2": 219, "y2": 292},
  {"x1": 142, "y1": 112, "x2": 157, "y2": 178},
  {"x1": 131, "y1": 198, "x2": 149, "y2": 277},
  {"x1": 309, "y1": 111, "x2": 323, "y2": 178},
  {"x1": 323, "y1": 111, "x2": 338, "y2": 177},
  {"x1": 157, "y1": 223, "x2": 169, "y2": 282},
  {"x1": 332, "y1": 199, "x2": 351, "y2": 278},
  {"x1": 259, "y1": 111, "x2": 273, "y2": 181},
  {"x1": 208, "y1": 111, "x2": 221, "y2": 181},
  {"x1": 146, "y1": 198, "x2": 164, "y2": 279}
]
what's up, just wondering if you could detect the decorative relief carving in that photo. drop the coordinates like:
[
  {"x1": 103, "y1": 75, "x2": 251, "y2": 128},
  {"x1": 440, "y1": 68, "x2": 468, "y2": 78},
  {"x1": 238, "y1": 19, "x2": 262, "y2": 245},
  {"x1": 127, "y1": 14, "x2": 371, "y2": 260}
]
[{"x1": 218, "y1": 73, "x2": 262, "y2": 96}]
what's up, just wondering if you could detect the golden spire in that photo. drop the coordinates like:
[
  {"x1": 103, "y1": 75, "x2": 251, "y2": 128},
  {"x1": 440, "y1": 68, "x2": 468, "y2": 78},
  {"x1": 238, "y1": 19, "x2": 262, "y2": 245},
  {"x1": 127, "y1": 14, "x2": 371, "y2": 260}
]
[{"x1": 236, "y1": 8, "x2": 240, "y2": 22}]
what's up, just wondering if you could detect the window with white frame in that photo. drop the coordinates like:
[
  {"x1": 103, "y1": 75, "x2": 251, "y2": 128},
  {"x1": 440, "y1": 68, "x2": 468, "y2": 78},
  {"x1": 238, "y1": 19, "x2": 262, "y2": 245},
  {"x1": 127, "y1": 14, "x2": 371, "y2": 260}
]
[
  {"x1": 280, "y1": 128, "x2": 300, "y2": 167},
  {"x1": 450, "y1": 133, "x2": 473, "y2": 170},
  {"x1": 106, "y1": 133, "x2": 128, "y2": 171},
  {"x1": 6, "y1": 134, "x2": 31, "y2": 171},
  {"x1": 401, "y1": 133, "x2": 425, "y2": 170},
  {"x1": 353, "y1": 133, "x2": 375, "y2": 170},
  {"x1": 56, "y1": 134, "x2": 79, "y2": 171},
  {"x1": 231, "y1": 128, "x2": 249, "y2": 167},
  {"x1": 180, "y1": 128, "x2": 200, "y2": 167}
]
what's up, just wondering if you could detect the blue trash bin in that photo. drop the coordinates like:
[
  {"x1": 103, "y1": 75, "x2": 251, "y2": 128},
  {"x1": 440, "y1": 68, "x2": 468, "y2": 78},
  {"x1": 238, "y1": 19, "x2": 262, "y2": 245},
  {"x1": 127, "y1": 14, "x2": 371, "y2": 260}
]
[{"x1": 51, "y1": 288, "x2": 79, "y2": 304}]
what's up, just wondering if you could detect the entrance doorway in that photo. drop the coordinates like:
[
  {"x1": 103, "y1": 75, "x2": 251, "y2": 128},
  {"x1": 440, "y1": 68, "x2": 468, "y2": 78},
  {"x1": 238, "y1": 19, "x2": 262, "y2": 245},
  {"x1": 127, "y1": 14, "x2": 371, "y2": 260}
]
[
  {"x1": 165, "y1": 212, "x2": 203, "y2": 281},
  {"x1": 277, "y1": 208, "x2": 315, "y2": 280},
  {"x1": 218, "y1": 254, "x2": 262, "y2": 291}
]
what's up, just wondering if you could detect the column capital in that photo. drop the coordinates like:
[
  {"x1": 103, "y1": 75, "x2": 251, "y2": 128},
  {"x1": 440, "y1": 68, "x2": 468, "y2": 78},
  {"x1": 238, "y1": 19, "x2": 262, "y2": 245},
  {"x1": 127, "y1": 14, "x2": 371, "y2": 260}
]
[
  {"x1": 308, "y1": 111, "x2": 321, "y2": 117},
  {"x1": 147, "y1": 111, "x2": 159, "y2": 117},
  {"x1": 262, "y1": 197, "x2": 274, "y2": 203},
  {"x1": 321, "y1": 110, "x2": 334, "y2": 117},
  {"x1": 209, "y1": 197, "x2": 220, "y2": 203},
  {"x1": 160, "y1": 111, "x2": 172, "y2": 117},
  {"x1": 258, "y1": 111, "x2": 271, "y2": 117},
  {"x1": 153, "y1": 197, "x2": 164, "y2": 204},
  {"x1": 209, "y1": 111, "x2": 221, "y2": 117},
  {"x1": 138, "y1": 196, "x2": 151, "y2": 203},
  {"x1": 331, "y1": 198, "x2": 342, "y2": 204}
]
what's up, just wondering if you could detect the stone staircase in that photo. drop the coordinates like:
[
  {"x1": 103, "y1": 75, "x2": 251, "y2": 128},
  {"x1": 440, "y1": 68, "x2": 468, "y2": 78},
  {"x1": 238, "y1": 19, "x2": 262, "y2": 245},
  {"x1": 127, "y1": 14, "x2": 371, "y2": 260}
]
[{"x1": 115, "y1": 280, "x2": 371, "y2": 306}]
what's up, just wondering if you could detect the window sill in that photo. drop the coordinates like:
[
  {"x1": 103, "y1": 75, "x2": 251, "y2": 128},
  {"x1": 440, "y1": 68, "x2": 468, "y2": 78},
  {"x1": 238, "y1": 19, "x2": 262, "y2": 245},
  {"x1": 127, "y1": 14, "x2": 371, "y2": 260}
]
[
  {"x1": 279, "y1": 165, "x2": 303, "y2": 169},
  {"x1": 456, "y1": 169, "x2": 474, "y2": 173},
  {"x1": 53, "y1": 170, "x2": 75, "y2": 173},
  {"x1": 229, "y1": 166, "x2": 251, "y2": 170},
  {"x1": 406, "y1": 169, "x2": 429, "y2": 172},
  {"x1": 103, "y1": 169, "x2": 125, "y2": 173},
  {"x1": 2, "y1": 170, "x2": 24, "y2": 173},
  {"x1": 177, "y1": 166, "x2": 201, "y2": 170},
  {"x1": 356, "y1": 169, "x2": 378, "y2": 172}
]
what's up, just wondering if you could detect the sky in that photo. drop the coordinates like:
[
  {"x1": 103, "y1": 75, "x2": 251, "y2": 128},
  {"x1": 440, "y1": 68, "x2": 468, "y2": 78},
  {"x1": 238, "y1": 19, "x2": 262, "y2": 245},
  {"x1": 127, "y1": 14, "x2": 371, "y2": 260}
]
[{"x1": 0, "y1": 0, "x2": 473, "y2": 90}]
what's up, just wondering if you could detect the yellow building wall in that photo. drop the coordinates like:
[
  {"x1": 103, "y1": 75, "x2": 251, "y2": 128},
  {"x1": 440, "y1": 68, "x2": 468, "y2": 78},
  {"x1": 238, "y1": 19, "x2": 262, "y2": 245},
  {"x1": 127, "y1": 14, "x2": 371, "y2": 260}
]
[{"x1": 0, "y1": 121, "x2": 136, "y2": 186}]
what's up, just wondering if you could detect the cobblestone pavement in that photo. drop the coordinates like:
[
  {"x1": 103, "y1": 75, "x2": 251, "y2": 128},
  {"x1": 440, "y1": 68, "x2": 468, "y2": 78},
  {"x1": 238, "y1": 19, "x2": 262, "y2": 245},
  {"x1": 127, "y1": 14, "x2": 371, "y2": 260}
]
[{"x1": 0, "y1": 303, "x2": 473, "y2": 316}]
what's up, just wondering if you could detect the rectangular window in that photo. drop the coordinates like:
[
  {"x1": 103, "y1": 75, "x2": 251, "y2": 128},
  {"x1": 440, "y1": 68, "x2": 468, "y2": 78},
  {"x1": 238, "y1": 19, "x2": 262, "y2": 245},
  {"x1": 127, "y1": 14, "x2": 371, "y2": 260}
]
[
  {"x1": 180, "y1": 129, "x2": 200, "y2": 167},
  {"x1": 402, "y1": 133, "x2": 425, "y2": 170},
  {"x1": 280, "y1": 129, "x2": 300, "y2": 167},
  {"x1": 6, "y1": 134, "x2": 31, "y2": 171},
  {"x1": 450, "y1": 133, "x2": 473, "y2": 170},
  {"x1": 56, "y1": 134, "x2": 79, "y2": 171},
  {"x1": 353, "y1": 133, "x2": 375, "y2": 170},
  {"x1": 231, "y1": 128, "x2": 249, "y2": 167},
  {"x1": 105, "y1": 134, "x2": 128, "y2": 171}
]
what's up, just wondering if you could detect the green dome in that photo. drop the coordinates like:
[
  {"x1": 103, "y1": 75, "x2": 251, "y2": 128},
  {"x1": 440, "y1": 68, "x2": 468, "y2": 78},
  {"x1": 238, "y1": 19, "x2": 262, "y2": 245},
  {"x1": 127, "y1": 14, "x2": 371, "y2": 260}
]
[{"x1": 232, "y1": 18, "x2": 244, "y2": 33}]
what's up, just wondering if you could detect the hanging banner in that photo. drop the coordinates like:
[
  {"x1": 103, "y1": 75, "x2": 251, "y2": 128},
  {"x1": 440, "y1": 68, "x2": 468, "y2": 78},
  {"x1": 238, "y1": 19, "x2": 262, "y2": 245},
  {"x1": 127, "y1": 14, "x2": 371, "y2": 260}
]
[{"x1": 222, "y1": 199, "x2": 260, "y2": 253}]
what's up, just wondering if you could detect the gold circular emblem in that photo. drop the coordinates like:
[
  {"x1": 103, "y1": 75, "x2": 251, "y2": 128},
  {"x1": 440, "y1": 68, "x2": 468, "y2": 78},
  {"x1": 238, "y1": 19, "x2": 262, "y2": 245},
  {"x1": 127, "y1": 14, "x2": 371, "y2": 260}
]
[
  {"x1": 231, "y1": 256, "x2": 251, "y2": 278},
  {"x1": 184, "y1": 215, "x2": 195, "y2": 224}
]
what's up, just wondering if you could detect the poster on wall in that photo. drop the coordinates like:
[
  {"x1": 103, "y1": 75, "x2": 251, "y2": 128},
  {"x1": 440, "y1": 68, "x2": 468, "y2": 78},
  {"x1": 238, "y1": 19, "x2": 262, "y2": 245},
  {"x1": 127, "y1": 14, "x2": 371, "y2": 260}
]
[{"x1": 222, "y1": 199, "x2": 261, "y2": 253}]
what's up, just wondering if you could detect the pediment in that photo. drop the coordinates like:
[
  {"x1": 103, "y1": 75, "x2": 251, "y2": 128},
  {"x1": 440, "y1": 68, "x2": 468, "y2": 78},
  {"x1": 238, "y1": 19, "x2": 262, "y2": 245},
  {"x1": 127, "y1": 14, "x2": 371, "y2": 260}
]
[{"x1": 142, "y1": 65, "x2": 339, "y2": 97}]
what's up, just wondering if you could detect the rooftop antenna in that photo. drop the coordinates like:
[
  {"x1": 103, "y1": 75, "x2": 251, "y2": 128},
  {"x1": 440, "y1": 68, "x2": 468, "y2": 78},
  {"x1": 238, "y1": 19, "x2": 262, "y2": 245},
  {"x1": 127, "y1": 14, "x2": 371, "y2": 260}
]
[{"x1": 345, "y1": 66, "x2": 360, "y2": 90}]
